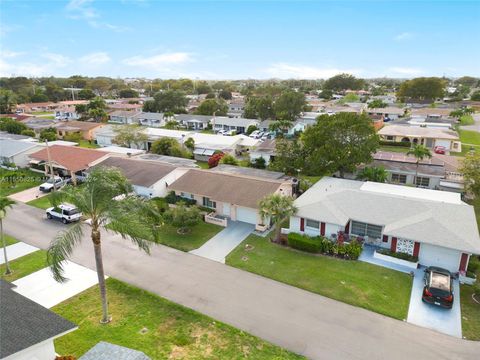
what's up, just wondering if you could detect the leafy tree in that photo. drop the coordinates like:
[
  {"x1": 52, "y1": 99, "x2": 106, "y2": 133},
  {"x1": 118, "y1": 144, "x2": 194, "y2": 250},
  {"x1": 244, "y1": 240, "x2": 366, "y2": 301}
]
[
  {"x1": 368, "y1": 99, "x2": 388, "y2": 108},
  {"x1": 407, "y1": 145, "x2": 432, "y2": 185},
  {"x1": 45, "y1": 82, "x2": 67, "y2": 102},
  {"x1": 302, "y1": 113, "x2": 379, "y2": 177},
  {"x1": 163, "y1": 202, "x2": 201, "y2": 234},
  {"x1": 47, "y1": 167, "x2": 154, "y2": 323},
  {"x1": 259, "y1": 194, "x2": 297, "y2": 243},
  {"x1": 30, "y1": 93, "x2": 50, "y2": 103},
  {"x1": 449, "y1": 109, "x2": 464, "y2": 119},
  {"x1": 244, "y1": 96, "x2": 274, "y2": 120},
  {"x1": 455, "y1": 76, "x2": 478, "y2": 87},
  {"x1": 118, "y1": 88, "x2": 139, "y2": 98},
  {"x1": 470, "y1": 90, "x2": 480, "y2": 101},
  {"x1": 78, "y1": 88, "x2": 95, "y2": 100},
  {"x1": 246, "y1": 124, "x2": 259, "y2": 135},
  {"x1": 324, "y1": 74, "x2": 365, "y2": 92},
  {"x1": 195, "y1": 99, "x2": 228, "y2": 116},
  {"x1": 269, "y1": 138, "x2": 304, "y2": 175},
  {"x1": 0, "y1": 197, "x2": 16, "y2": 275},
  {"x1": 195, "y1": 81, "x2": 212, "y2": 94},
  {"x1": 39, "y1": 127, "x2": 57, "y2": 141},
  {"x1": 319, "y1": 89, "x2": 333, "y2": 99},
  {"x1": 164, "y1": 120, "x2": 180, "y2": 129},
  {"x1": 69, "y1": 75, "x2": 88, "y2": 88},
  {"x1": 90, "y1": 78, "x2": 111, "y2": 95},
  {"x1": 0, "y1": 89, "x2": 17, "y2": 113},
  {"x1": 397, "y1": 77, "x2": 446, "y2": 102},
  {"x1": 112, "y1": 124, "x2": 148, "y2": 148},
  {"x1": 274, "y1": 91, "x2": 306, "y2": 121},
  {"x1": 142, "y1": 100, "x2": 157, "y2": 112},
  {"x1": 0, "y1": 118, "x2": 28, "y2": 134},
  {"x1": 205, "y1": 93, "x2": 216, "y2": 99},
  {"x1": 269, "y1": 119, "x2": 293, "y2": 134},
  {"x1": 250, "y1": 156, "x2": 266, "y2": 169},
  {"x1": 461, "y1": 152, "x2": 480, "y2": 198},
  {"x1": 87, "y1": 97, "x2": 108, "y2": 122},
  {"x1": 356, "y1": 166, "x2": 388, "y2": 183},
  {"x1": 184, "y1": 137, "x2": 195, "y2": 152},
  {"x1": 218, "y1": 90, "x2": 232, "y2": 100},
  {"x1": 153, "y1": 90, "x2": 188, "y2": 113},
  {"x1": 220, "y1": 154, "x2": 238, "y2": 165},
  {"x1": 75, "y1": 104, "x2": 88, "y2": 116},
  {"x1": 151, "y1": 137, "x2": 189, "y2": 158}
]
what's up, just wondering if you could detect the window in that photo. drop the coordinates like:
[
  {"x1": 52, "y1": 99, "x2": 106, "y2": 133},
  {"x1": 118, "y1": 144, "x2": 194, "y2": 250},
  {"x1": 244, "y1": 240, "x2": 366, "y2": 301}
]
[
  {"x1": 351, "y1": 221, "x2": 383, "y2": 239},
  {"x1": 180, "y1": 192, "x2": 194, "y2": 199},
  {"x1": 415, "y1": 176, "x2": 430, "y2": 187},
  {"x1": 391, "y1": 173, "x2": 407, "y2": 184},
  {"x1": 396, "y1": 239, "x2": 414, "y2": 255},
  {"x1": 202, "y1": 197, "x2": 216, "y2": 209},
  {"x1": 386, "y1": 136, "x2": 394, "y2": 141},
  {"x1": 306, "y1": 219, "x2": 320, "y2": 229}
]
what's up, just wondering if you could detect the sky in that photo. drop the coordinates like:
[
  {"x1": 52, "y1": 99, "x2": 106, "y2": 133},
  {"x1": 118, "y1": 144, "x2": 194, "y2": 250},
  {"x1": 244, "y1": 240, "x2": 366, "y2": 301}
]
[{"x1": 0, "y1": 0, "x2": 479, "y2": 79}]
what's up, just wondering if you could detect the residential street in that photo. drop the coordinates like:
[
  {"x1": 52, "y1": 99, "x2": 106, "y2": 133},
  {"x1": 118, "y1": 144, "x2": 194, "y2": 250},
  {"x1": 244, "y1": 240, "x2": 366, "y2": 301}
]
[{"x1": 5, "y1": 202, "x2": 480, "y2": 360}]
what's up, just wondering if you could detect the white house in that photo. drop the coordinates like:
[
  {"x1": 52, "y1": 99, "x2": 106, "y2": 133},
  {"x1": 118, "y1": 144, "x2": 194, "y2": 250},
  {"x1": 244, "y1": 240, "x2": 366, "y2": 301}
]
[
  {"x1": 288, "y1": 177, "x2": 480, "y2": 273},
  {"x1": 132, "y1": 112, "x2": 165, "y2": 127},
  {"x1": 0, "y1": 139, "x2": 43, "y2": 167},
  {"x1": 212, "y1": 117, "x2": 260, "y2": 134}
]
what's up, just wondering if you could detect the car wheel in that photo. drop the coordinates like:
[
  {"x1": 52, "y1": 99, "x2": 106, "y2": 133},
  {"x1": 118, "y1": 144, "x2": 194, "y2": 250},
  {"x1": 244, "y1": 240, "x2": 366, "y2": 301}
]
[
  {"x1": 62, "y1": 218, "x2": 68, "y2": 224},
  {"x1": 47, "y1": 213, "x2": 52, "y2": 219}
]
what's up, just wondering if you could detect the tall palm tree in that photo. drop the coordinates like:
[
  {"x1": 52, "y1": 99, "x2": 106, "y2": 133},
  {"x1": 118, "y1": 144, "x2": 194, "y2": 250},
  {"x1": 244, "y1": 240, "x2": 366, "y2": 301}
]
[
  {"x1": 356, "y1": 166, "x2": 388, "y2": 183},
  {"x1": 48, "y1": 167, "x2": 154, "y2": 323},
  {"x1": 407, "y1": 144, "x2": 432, "y2": 186},
  {"x1": 259, "y1": 193, "x2": 297, "y2": 243},
  {"x1": 0, "y1": 197, "x2": 16, "y2": 275}
]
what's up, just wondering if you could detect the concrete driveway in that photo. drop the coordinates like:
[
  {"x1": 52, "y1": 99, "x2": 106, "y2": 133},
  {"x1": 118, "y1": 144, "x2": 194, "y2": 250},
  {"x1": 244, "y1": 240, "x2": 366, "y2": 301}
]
[
  {"x1": 407, "y1": 268, "x2": 462, "y2": 338},
  {"x1": 0, "y1": 242, "x2": 39, "y2": 264},
  {"x1": 12, "y1": 261, "x2": 100, "y2": 308},
  {"x1": 8, "y1": 186, "x2": 49, "y2": 203},
  {"x1": 190, "y1": 221, "x2": 254, "y2": 263}
]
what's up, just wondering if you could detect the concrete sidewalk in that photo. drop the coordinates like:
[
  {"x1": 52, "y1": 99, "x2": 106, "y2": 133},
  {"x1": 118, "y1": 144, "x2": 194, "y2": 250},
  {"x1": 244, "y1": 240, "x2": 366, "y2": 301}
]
[
  {"x1": 8, "y1": 186, "x2": 49, "y2": 203},
  {"x1": 0, "y1": 242, "x2": 39, "y2": 264}
]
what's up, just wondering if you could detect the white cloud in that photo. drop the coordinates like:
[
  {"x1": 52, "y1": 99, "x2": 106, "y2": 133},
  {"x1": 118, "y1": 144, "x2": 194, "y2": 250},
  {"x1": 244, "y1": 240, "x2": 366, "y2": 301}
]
[
  {"x1": 79, "y1": 52, "x2": 111, "y2": 66},
  {"x1": 1, "y1": 50, "x2": 24, "y2": 58},
  {"x1": 265, "y1": 63, "x2": 362, "y2": 79},
  {"x1": 394, "y1": 32, "x2": 413, "y2": 41},
  {"x1": 388, "y1": 67, "x2": 423, "y2": 76},
  {"x1": 66, "y1": 0, "x2": 129, "y2": 32},
  {"x1": 122, "y1": 52, "x2": 193, "y2": 69},
  {"x1": 41, "y1": 52, "x2": 71, "y2": 67},
  {"x1": 0, "y1": 51, "x2": 70, "y2": 77}
]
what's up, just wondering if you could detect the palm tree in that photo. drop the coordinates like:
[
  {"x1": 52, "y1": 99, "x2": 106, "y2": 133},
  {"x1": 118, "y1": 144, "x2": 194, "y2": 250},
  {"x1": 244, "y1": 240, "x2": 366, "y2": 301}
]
[
  {"x1": 259, "y1": 193, "x2": 297, "y2": 243},
  {"x1": 407, "y1": 144, "x2": 432, "y2": 186},
  {"x1": 0, "y1": 197, "x2": 16, "y2": 275},
  {"x1": 48, "y1": 167, "x2": 154, "y2": 323},
  {"x1": 356, "y1": 166, "x2": 388, "y2": 183}
]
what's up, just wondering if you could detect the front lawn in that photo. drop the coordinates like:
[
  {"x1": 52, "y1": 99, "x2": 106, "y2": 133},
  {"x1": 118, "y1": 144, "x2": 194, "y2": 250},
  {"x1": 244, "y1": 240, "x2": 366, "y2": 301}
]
[
  {"x1": 378, "y1": 145, "x2": 410, "y2": 153},
  {"x1": 226, "y1": 235, "x2": 413, "y2": 320},
  {"x1": 78, "y1": 140, "x2": 99, "y2": 149},
  {"x1": 53, "y1": 278, "x2": 303, "y2": 359},
  {"x1": 0, "y1": 250, "x2": 47, "y2": 282},
  {"x1": 196, "y1": 161, "x2": 210, "y2": 169},
  {"x1": 460, "y1": 284, "x2": 480, "y2": 340},
  {"x1": 459, "y1": 115, "x2": 475, "y2": 126},
  {"x1": 0, "y1": 168, "x2": 46, "y2": 196},
  {"x1": 154, "y1": 222, "x2": 223, "y2": 252},
  {"x1": 2, "y1": 234, "x2": 18, "y2": 246},
  {"x1": 458, "y1": 128, "x2": 480, "y2": 146},
  {"x1": 27, "y1": 194, "x2": 53, "y2": 209}
]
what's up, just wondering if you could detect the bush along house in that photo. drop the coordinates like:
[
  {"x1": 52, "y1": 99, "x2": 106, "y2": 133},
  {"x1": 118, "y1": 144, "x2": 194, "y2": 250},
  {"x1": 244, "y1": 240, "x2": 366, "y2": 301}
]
[{"x1": 286, "y1": 177, "x2": 480, "y2": 274}]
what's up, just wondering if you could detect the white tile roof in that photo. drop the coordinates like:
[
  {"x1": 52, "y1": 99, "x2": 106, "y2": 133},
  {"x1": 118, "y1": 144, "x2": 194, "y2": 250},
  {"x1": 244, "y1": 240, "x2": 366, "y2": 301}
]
[{"x1": 378, "y1": 124, "x2": 459, "y2": 140}]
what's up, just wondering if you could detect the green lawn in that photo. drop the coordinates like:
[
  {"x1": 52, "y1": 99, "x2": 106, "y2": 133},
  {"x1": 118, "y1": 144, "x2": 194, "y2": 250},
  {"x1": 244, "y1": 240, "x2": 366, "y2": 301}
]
[
  {"x1": 2, "y1": 234, "x2": 18, "y2": 246},
  {"x1": 0, "y1": 250, "x2": 47, "y2": 282},
  {"x1": 458, "y1": 129, "x2": 480, "y2": 146},
  {"x1": 78, "y1": 140, "x2": 100, "y2": 149},
  {"x1": 153, "y1": 222, "x2": 222, "y2": 252},
  {"x1": 226, "y1": 235, "x2": 413, "y2": 320},
  {"x1": 31, "y1": 111, "x2": 54, "y2": 115},
  {"x1": 460, "y1": 284, "x2": 480, "y2": 340},
  {"x1": 27, "y1": 194, "x2": 53, "y2": 209},
  {"x1": 196, "y1": 161, "x2": 210, "y2": 169},
  {"x1": 53, "y1": 278, "x2": 303, "y2": 359},
  {"x1": 0, "y1": 168, "x2": 46, "y2": 196},
  {"x1": 378, "y1": 145, "x2": 410, "y2": 153},
  {"x1": 459, "y1": 115, "x2": 475, "y2": 126}
]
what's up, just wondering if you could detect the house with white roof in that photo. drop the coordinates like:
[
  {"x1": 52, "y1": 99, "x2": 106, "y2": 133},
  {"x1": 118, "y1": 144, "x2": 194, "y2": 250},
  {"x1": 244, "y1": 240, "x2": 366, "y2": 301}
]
[
  {"x1": 212, "y1": 117, "x2": 260, "y2": 134},
  {"x1": 287, "y1": 177, "x2": 480, "y2": 273},
  {"x1": 0, "y1": 139, "x2": 43, "y2": 167}
]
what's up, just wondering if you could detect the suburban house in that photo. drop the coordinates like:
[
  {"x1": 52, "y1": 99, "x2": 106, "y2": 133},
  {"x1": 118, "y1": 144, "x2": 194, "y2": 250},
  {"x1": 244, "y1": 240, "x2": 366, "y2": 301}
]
[
  {"x1": 378, "y1": 124, "x2": 462, "y2": 152},
  {"x1": 168, "y1": 168, "x2": 293, "y2": 228},
  {"x1": 95, "y1": 145, "x2": 146, "y2": 157},
  {"x1": 250, "y1": 139, "x2": 276, "y2": 165},
  {"x1": 29, "y1": 145, "x2": 109, "y2": 183},
  {"x1": 56, "y1": 121, "x2": 105, "y2": 141},
  {"x1": 227, "y1": 101, "x2": 245, "y2": 118},
  {"x1": 20, "y1": 117, "x2": 58, "y2": 135},
  {"x1": 0, "y1": 280, "x2": 77, "y2": 360},
  {"x1": 55, "y1": 106, "x2": 79, "y2": 120},
  {"x1": 132, "y1": 112, "x2": 166, "y2": 127},
  {"x1": 287, "y1": 177, "x2": 480, "y2": 273},
  {"x1": 0, "y1": 139, "x2": 43, "y2": 167},
  {"x1": 188, "y1": 132, "x2": 259, "y2": 161},
  {"x1": 212, "y1": 117, "x2": 260, "y2": 134},
  {"x1": 409, "y1": 107, "x2": 453, "y2": 120},
  {"x1": 91, "y1": 156, "x2": 189, "y2": 198},
  {"x1": 109, "y1": 110, "x2": 138, "y2": 124},
  {"x1": 107, "y1": 103, "x2": 142, "y2": 112},
  {"x1": 365, "y1": 107, "x2": 405, "y2": 120},
  {"x1": 175, "y1": 114, "x2": 212, "y2": 130}
]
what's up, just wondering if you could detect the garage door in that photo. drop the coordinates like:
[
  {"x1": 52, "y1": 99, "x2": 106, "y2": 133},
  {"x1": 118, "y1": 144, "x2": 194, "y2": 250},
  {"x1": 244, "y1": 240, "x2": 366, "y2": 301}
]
[
  {"x1": 434, "y1": 139, "x2": 451, "y2": 149},
  {"x1": 418, "y1": 243, "x2": 461, "y2": 273},
  {"x1": 236, "y1": 206, "x2": 258, "y2": 224}
]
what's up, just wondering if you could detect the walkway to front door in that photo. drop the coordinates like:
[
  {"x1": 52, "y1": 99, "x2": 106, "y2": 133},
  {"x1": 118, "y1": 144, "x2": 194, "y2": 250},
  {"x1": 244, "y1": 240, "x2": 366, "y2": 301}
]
[{"x1": 190, "y1": 221, "x2": 254, "y2": 263}]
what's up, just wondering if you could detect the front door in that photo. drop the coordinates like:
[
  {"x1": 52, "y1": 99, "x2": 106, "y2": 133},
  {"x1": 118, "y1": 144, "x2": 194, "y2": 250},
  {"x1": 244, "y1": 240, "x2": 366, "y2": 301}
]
[{"x1": 223, "y1": 203, "x2": 231, "y2": 217}]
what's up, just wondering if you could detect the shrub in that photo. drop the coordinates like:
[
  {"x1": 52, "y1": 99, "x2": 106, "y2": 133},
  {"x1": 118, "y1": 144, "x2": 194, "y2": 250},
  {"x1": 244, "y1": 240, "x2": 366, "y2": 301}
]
[
  {"x1": 165, "y1": 191, "x2": 196, "y2": 206},
  {"x1": 377, "y1": 248, "x2": 418, "y2": 262},
  {"x1": 379, "y1": 140, "x2": 411, "y2": 148},
  {"x1": 467, "y1": 256, "x2": 479, "y2": 274},
  {"x1": 220, "y1": 154, "x2": 238, "y2": 166},
  {"x1": 345, "y1": 240, "x2": 362, "y2": 260},
  {"x1": 20, "y1": 129, "x2": 36, "y2": 137},
  {"x1": 208, "y1": 153, "x2": 224, "y2": 168},
  {"x1": 288, "y1": 233, "x2": 321, "y2": 253},
  {"x1": 250, "y1": 157, "x2": 266, "y2": 169}
]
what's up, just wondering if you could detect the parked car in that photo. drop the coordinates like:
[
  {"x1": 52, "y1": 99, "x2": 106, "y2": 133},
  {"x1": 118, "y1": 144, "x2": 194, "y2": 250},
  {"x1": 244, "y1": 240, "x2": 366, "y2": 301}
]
[
  {"x1": 223, "y1": 130, "x2": 236, "y2": 136},
  {"x1": 249, "y1": 130, "x2": 264, "y2": 139},
  {"x1": 422, "y1": 266, "x2": 454, "y2": 309},
  {"x1": 434, "y1": 145, "x2": 446, "y2": 154},
  {"x1": 261, "y1": 131, "x2": 275, "y2": 141},
  {"x1": 46, "y1": 204, "x2": 82, "y2": 224},
  {"x1": 217, "y1": 129, "x2": 227, "y2": 135},
  {"x1": 39, "y1": 176, "x2": 66, "y2": 192}
]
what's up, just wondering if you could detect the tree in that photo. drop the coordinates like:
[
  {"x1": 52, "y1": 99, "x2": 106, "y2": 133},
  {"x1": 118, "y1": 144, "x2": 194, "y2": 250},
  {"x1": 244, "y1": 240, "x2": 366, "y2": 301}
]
[
  {"x1": 461, "y1": 152, "x2": 480, "y2": 198},
  {"x1": 319, "y1": 89, "x2": 333, "y2": 99},
  {"x1": 0, "y1": 118, "x2": 28, "y2": 134},
  {"x1": 142, "y1": 100, "x2": 157, "y2": 112},
  {"x1": 184, "y1": 137, "x2": 195, "y2": 152},
  {"x1": 45, "y1": 83, "x2": 67, "y2": 102},
  {"x1": 397, "y1": 77, "x2": 446, "y2": 102},
  {"x1": 244, "y1": 96, "x2": 274, "y2": 120},
  {"x1": 195, "y1": 99, "x2": 228, "y2": 116},
  {"x1": 90, "y1": 78, "x2": 111, "y2": 95},
  {"x1": 112, "y1": 124, "x2": 148, "y2": 148},
  {"x1": 356, "y1": 166, "x2": 388, "y2": 183},
  {"x1": 470, "y1": 90, "x2": 480, "y2": 101},
  {"x1": 78, "y1": 89, "x2": 95, "y2": 100},
  {"x1": 153, "y1": 90, "x2": 188, "y2": 113},
  {"x1": 269, "y1": 138, "x2": 304, "y2": 175},
  {"x1": 150, "y1": 137, "x2": 189, "y2": 158},
  {"x1": 368, "y1": 99, "x2": 388, "y2": 109},
  {"x1": 20, "y1": 129, "x2": 35, "y2": 137},
  {"x1": 220, "y1": 154, "x2": 238, "y2": 165},
  {"x1": 269, "y1": 119, "x2": 293, "y2": 134},
  {"x1": 30, "y1": 93, "x2": 49, "y2": 103},
  {"x1": 455, "y1": 76, "x2": 478, "y2": 88},
  {"x1": 246, "y1": 124, "x2": 258, "y2": 135},
  {"x1": 302, "y1": 113, "x2": 379, "y2": 177},
  {"x1": 47, "y1": 167, "x2": 154, "y2": 323},
  {"x1": 205, "y1": 93, "x2": 216, "y2": 99},
  {"x1": 407, "y1": 145, "x2": 432, "y2": 185},
  {"x1": 0, "y1": 197, "x2": 16, "y2": 275},
  {"x1": 0, "y1": 89, "x2": 17, "y2": 113},
  {"x1": 87, "y1": 97, "x2": 108, "y2": 122},
  {"x1": 274, "y1": 91, "x2": 306, "y2": 121},
  {"x1": 258, "y1": 194, "x2": 297, "y2": 243},
  {"x1": 219, "y1": 90, "x2": 232, "y2": 100},
  {"x1": 39, "y1": 128, "x2": 57, "y2": 142},
  {"x1": 208, "y1": 153, "x2": 224, "y2": 168},
  {"x1": 163, "y1": 202, "x2": 201, "y2": 234},
  {"x1": 250, "y1": 156, "x2": 266, "y2": 169},
  {"x1": 118, "y1": 88, "x2": 139, "y2": 98},
  {"x1": 324, "y1": 74, "x2": 365, "y2": 92}
]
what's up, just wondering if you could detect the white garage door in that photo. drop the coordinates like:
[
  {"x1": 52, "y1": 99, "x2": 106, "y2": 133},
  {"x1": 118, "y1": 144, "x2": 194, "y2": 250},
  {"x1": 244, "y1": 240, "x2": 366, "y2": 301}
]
[
  {"x1": 236, "y1": 206, "x2": 258, "y2": 224},
  {"x1": 418, "y1": 243, "x2": 460, "y2": 273},
  {"x1": 434, "y1": 139, "x2": 451, "y2": 149}
]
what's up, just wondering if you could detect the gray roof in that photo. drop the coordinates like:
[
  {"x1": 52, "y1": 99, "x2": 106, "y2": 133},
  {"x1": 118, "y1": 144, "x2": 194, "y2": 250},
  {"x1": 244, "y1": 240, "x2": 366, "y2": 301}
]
[
  {"x1": 213, "y1": 117, "x2": 259, "y2": 127},
  {"x1": 174, "y1": 114, "x2": 212, "y2": 124},
  {"x1": 0, "y1": 280, "x2": 77, "y2": 358},
  {"x1": 211, "y1": 164, "x2": 286, "y2": 180},
  {"x1": 0, "y1": 139, "x2": 41, "y2": 158},
  {"x1": 0, "y1": 131, "x2": 32, "y2": 140},
  {"x1": 367, "y1": 159, "x2": 445, "y2": 177},
  {"x1": 295, "y1": 177, "x2": 480, "y2": 254},
  {"x1": 137, "y1": 154, "x2": 198, "y2": 167},
  {"x1": 133, "y1": 112, "x2": 165, "y2": 121},
  {"x1": 80, "y1": 341, "x2": 150, "y2": 360}
]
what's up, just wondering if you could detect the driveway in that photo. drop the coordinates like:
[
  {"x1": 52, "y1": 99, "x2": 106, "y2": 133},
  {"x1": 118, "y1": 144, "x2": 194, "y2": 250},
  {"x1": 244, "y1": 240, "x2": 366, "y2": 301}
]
[
  {"x1": 0, "y1": 242, "x2": 39, "y2": 264},
  {"x1": 8, "y1": 186, "x2": 49, "y2": 203},
  {"x1": 190, "y1": 221, "x2": 254, "y2": 263},
  {"x1": 407, "y1": 268, "x2": 462, "y2": 338},
  {"x1": 12, "y1": 261, "x2": 100, "y2": 308}
]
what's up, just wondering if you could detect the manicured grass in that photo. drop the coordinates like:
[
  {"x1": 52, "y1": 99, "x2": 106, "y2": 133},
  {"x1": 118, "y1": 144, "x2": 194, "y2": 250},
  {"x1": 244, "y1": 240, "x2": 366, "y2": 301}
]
[
  {"x1": 53, "y1": 278, "x2": 303, "y2": 359},
  {"x1": 378, "y1": 145, "x2": 410, "y2": 153},
  {"x1": 78, "y1": 140, "x2": 99, "y2": 149},
  {"x1": 31, "y1": 111, "x2": 54, "y2": 115},
  {"x1": 460, "y1": 284, "x2": 480, "y2": 340},
  {"x1": 0, "y1": 250, "x2": 47, "y2": 282},
  {"x1": 2, "y1": 234, "x2": 18, "y2": 246},
  {"x1": 196, "y1": 161, "x2": 210, "y2": 169},
  {"x1": 299, "y1": 175, "x2": 323, "y2": 185},
  {"x1": 0, "y1": 168, "x2": 46, "y2": 196},
  {"x1": 153, "y1": 222, "x2": 222, "y2": 252},
  {"x1": 226, "y1": 235, "x2": 413, "y2": 320},
  {"x1": 458, "y1": 129, "x2": 480, "y2": 146},
  {"x1": 27, "y1": 194, "x2": 52, "y2": 209},
  {"x1": 459, "y1": 115, "x2": 475, "y2": 126}
]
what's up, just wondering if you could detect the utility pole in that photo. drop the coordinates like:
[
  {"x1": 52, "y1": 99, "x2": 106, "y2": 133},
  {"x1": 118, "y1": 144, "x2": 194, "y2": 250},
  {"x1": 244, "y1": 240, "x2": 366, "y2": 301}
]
[{"x1": 45, "y1": 140, "x2": 56, "y2": 192}]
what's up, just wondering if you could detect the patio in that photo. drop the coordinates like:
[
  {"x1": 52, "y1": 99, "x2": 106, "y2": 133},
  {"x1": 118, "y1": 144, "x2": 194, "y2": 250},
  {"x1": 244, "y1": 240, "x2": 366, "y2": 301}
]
[{"x1": 359, "y1": 244, "x2": 417, "y2": 274}]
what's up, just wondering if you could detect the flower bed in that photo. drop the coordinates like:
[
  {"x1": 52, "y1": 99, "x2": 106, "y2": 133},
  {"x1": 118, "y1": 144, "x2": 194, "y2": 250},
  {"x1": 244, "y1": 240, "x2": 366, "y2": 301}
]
[
  {"x1": 287, "y1": 233, "x2": 362, "y2": 260},
  {"x1": 374, "y1": 249, "x2": 418, "y2": 269}
]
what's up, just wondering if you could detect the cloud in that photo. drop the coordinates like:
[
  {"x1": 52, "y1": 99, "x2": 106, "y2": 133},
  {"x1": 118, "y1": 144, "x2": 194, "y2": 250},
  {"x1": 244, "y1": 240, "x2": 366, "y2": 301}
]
[
  {"x1": 394, "y1": 32, "x2": 413, "y2": 41},
  {"x1": 265, "y1": 63, "x2": 362, "y2": 79},
  {"x1": 122, "y1": 52, "x2": 193, "y2": 69},
  {"x1": 66, "y1": 0, "x2": 129, "y2": 32},
  {"x1": 1, "y1": 50, "x2": 24, "y2": 58},
  {"x1": 79, "y1": 52, "x2": 111, "y2": 66},
  {"x1": 388, "y1": 67, "x2": 423, "y2": 76},
  {"x1": 0, "y1": 51, "x2": 70, "y2": 77},
  {"x1": 41, "y1": 52, "x2": 71, "y2": 67}
]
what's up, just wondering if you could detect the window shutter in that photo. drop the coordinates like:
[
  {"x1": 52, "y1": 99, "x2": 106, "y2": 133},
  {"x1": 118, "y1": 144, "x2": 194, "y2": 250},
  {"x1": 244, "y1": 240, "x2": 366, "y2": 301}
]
[
  {"x1": 300, "y1": 218, "x2": 305, "y2": 232},
  {"x1": 390, "y1": 237, "x2": 397, "y2": 252},
  {"x1": 382, "y1": 235, "x2": 388, "y2": 243},
  {"x1": 320, "y1": 222, "x2": 326, "y2": 236},
  {"x1": 413, "y1": 242, "x2": 420, "y2": 257}
]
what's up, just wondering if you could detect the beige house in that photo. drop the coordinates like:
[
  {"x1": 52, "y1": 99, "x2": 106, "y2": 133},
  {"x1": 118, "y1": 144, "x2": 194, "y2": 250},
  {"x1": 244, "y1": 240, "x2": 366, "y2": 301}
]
[{"x1": 56, "y1": 121, "x2": 105, "y2": 141}]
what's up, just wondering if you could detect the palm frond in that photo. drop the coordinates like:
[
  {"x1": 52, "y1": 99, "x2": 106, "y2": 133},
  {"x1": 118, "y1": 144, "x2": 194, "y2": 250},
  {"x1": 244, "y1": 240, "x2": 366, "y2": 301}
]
[{"x1": 47, "y1": 222, "x2": 84, "y2": 283}]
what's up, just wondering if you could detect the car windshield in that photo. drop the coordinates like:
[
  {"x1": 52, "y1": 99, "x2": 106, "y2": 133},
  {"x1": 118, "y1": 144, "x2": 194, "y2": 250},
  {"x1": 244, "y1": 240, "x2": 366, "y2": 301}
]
[{"x1": 46, "y1": 178, "x2": 56, "y2": 184}]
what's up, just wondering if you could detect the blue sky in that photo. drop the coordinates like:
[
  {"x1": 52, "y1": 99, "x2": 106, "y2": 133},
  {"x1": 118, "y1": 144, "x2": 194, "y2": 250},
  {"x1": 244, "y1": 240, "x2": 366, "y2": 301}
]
[{"x1": 1, "y1": 0, "x2": 479, "y2": 79}]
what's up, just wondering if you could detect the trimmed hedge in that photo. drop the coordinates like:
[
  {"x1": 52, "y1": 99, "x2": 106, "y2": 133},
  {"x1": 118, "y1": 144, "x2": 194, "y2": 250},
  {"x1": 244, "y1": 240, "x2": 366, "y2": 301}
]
[
  {"x1": 377, "y1": 248, "x2": 418, "y2": 262},
  {"x1": 287, "y1": 233, "x2": 363, "y2": 260},
  {"x1": 379, "y1": 140, "x2": 411, "y2": 148},
  {"x1": 288, "y1": 233, "x2": 321, "y2": 253}
]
